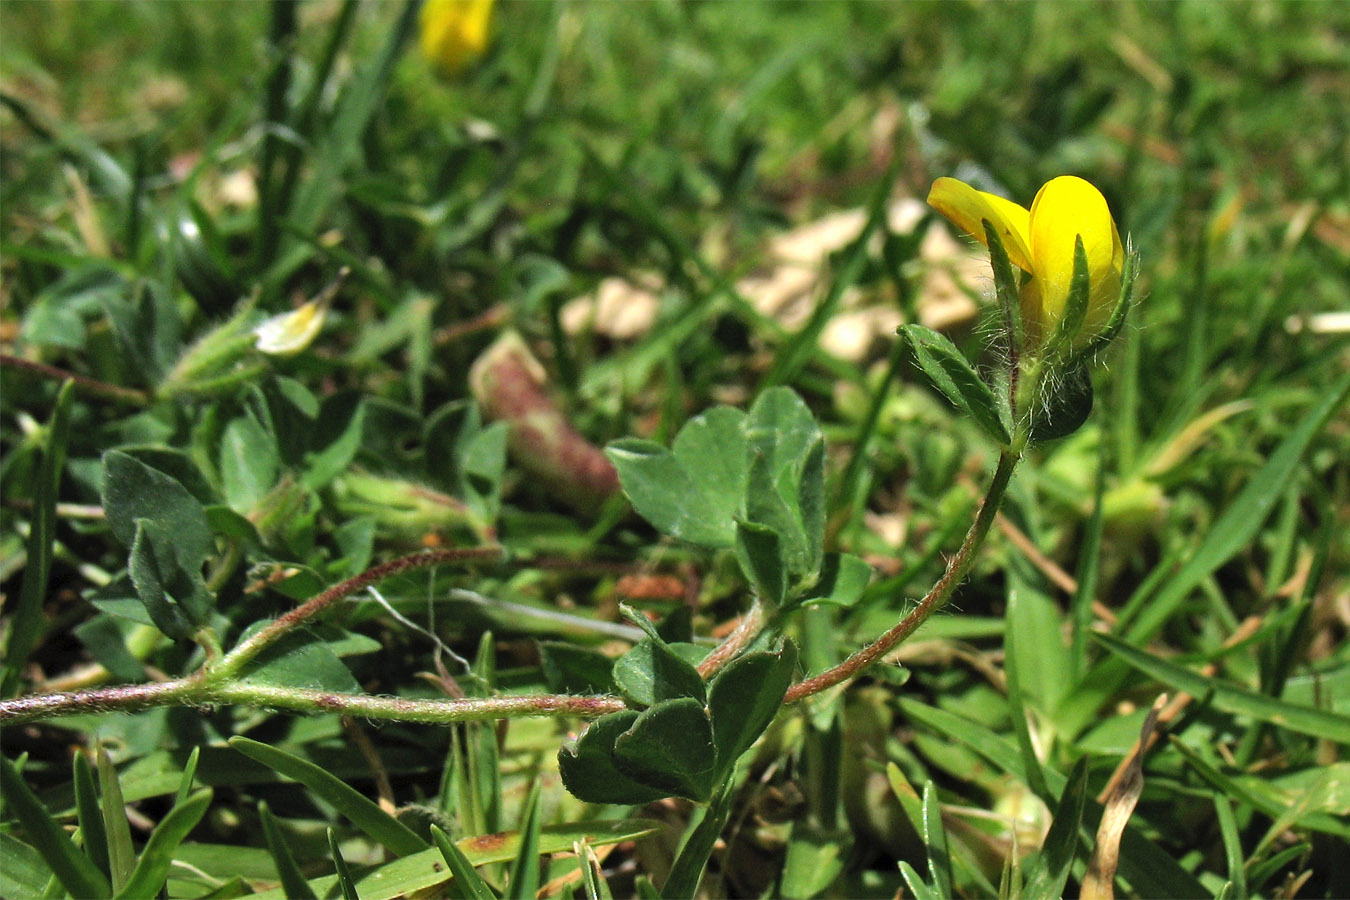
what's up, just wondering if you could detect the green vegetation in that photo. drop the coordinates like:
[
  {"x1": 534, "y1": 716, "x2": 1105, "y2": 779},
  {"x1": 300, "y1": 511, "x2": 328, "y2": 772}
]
[{"x1": 2, "y1": 2, "x2": 1347, "y2": 897}]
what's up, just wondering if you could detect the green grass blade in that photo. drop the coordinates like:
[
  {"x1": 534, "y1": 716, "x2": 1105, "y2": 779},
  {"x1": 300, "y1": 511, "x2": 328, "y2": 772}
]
[
  {"x1": 1, "y1": 380, "x2": 74, "y2": 698},
  {"x1": 250, "y1": 820, "x2": 660, "y2": 900},
  {"x1": 265, "y1": 0, "x2": 418, "y2": 288},
  {"x1": 1003, "y1": 588, "x2": 1051, "y2": 802},
  {"x1": 272, "y1": 0, "x2": 359, "y2": 230},
  {"x1": 1091, "y1": 631, "x2": 1350, "y2": 743},
  {"x1": 1070, "y1": 450, "x2": 1107, "y2": 680},
  {"x1": 1124, "y1": 369, "x2": 1350, "y2": 643},
  {"x1": 230, "y1": 736, "x2": 428, "y2": 856},
  {"x1": 431, "y1": 825, "x2": 499, "y2": 900},
  {"x1": 254, "y1": 0, "x2": 299, "y2": 268},
  {"x1": 505, "y1": 781, "x2": 542, "y2": 900},
  {"x1": 0, "y1": 831, "x2": 52, "y2": 899},
  {"x1": 837, "y1": 340, "x2": 904, "y2": 527},
  {"x1": 1246, "y1": 843, "x2": 1312, "y2": 895},
  {"x1": 921, "y1": 781, "x2": 953, "y2": 899},
  {"x1": 259, "y1": 801, "x2": 317, "y2": 900},
  {"x1": 1167, "y1": 739, "x2": 1349, "y2": 839},
  {"x1": 897, "y1": 698, "x2": 1206, "y2": 898},
  {"x1": 576, "y1": 840, "x2": 614, "y2": 900},
  {"x1": 471, "y1": 633, "x2": 503, "y2": 834},
  {"x1": 662, "y1": 785, "x2": 733, "y2": 899},
  {"x1": 114, "y1": 788, "x2": 213, "y2": 900},
  {"x1": 328, "y1": 827, "x2": 360, "y2": 900},
  {"x1": 762, "y1": 162, "x2": 896, "y2": 389},
  {"x1": 0, "y1": 754, "x2": 111, "y2": 900},
  {"x1": 0, "y1": 91, "x2": 131, "y2": 200},
  {"x1": 73, "y1": 752, "x2": 110, "y2": 880},
  {"x1": 1060, "y1": 372, "x2": 1350, "y2": 735},
  {"x1": 98, "y1": 748, "x2": 136, "y2": 892},
  {"x1": 898, "y1": 861, "x2": 941, "y2": 900},
  {"x1": 448, "y1": 727, "x2": 483, "y2": 835},
  {"x1": 1213, "y1": 795, "x2": 1246, "y2": 900},
  {"x1": 175, "y1": 745, "x2": 201, "y2": 808},
  {"x1": 1023, "y1": 757, "x2": 1088, "y2": 899}
]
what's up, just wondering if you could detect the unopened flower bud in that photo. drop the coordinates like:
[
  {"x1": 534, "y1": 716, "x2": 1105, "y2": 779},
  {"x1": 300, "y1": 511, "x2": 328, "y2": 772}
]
[{"x1": 253, "y1": 299, "x2": 327, "y2": 357}]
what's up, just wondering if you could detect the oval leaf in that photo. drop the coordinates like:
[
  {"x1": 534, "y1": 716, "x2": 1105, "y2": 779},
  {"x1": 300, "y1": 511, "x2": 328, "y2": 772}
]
[
  {"x1": 613, "y1": 698, "x2": 717, "y2": 802},
  {"x1": 558, "y1": 711, "x2": 670, "y2": 805}
]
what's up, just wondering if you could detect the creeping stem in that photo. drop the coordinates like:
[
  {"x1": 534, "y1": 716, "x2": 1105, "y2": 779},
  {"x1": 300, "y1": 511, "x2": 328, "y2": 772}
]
[
  {"x1": 211, "y1": 546, "x2": 505, "y2": 680},
  {"x1": 0, "y1": 681, "x2": 626, "y2": 727},
  {"x1": 0, "y1": 546, "x2": 509, "y2": 726},
  {"x1": 0, "y1": 448, "x2": 1021, "y2": 723},
  {"x1": 784, "y1": 448, "x2": 1021, "y2": 703},
  {"x1": 0, "y1": 354, "x2": 151, "y2": 406}
]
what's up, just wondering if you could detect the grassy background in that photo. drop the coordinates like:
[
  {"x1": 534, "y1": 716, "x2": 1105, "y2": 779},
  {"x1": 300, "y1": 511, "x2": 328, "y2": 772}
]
[{"x1": 2, "y1": 1, "x2": 1348, "y2": 897}]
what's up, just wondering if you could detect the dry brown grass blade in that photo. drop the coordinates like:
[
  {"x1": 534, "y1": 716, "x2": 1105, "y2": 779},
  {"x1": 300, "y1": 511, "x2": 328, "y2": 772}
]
[
  {"x1": 994, "y1": 512, "x2": 1117, "y2": 625},
  {"x1": 1081, "y1": 694, "x2": 1167, "y2": 900},
  {"x1": 535, "y1": 840, "x2": 617, "y2": 898}
]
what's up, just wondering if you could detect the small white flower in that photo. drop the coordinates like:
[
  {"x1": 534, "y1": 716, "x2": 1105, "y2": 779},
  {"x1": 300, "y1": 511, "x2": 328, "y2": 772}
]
[{"x1": 253, "y1": 300, "x2": 327, "y2": 356}]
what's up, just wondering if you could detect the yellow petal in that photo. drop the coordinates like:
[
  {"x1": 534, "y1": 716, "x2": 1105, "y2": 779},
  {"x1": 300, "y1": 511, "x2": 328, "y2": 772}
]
[
  {"x1": 927, "y1": 177, "x2": 1033, "y2": 273},
  {"x1": 419, "y1": 0, "x2": 494, "y2": 75},
  {"x1": 1027, "y1": 176, "x2": 1122, "y2": 332}
]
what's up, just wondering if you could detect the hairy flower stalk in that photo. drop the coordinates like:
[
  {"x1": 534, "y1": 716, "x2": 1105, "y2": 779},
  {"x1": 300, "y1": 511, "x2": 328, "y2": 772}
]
[{"x1": 786, "y1": 175, "x2": 1137, "y2": 701}]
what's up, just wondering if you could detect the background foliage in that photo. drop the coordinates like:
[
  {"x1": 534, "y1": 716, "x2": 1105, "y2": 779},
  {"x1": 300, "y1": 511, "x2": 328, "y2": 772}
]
[{"x1": 2, "y1": 1, "x2": 1348, "y2": 897}]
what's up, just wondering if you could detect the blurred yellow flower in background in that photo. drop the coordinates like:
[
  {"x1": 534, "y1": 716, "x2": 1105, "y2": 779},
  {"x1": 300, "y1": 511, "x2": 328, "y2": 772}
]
[
  {"x1": 419, "y1": 0, "x2": 495, "y2": 76},
  {"x1": 928, "y1": 175, "x2": 1124, "y2": 349}
]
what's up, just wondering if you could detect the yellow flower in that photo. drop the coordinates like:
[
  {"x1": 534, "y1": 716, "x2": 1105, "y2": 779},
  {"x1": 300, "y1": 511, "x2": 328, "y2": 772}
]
[
  {"x1": 419, "y1": 0, "x2": 495, "y2": 76},
  {"x1": 928, "y1": 175, "x2": 1124, "y2": 348}
]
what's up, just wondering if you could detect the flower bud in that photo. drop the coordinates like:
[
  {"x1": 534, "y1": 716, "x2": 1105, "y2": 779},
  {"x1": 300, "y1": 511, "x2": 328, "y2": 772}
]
[{"x1": 253, "y1": 299, "x2": 327, "y2": 357}]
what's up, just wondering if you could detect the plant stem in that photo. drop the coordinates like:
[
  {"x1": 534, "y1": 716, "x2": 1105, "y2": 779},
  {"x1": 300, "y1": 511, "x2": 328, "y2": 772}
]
[
  {"x1": 0, "y1": 354, "x2": 150, "y2": 406},
  {"x1": 784, "y1": 448, "x2": 1021, "y2": 703},
  {"x1": 0, "y1": 679, "x2": 626, "y2": 727},
  {"x1": 0, "y1": 680, "x2": 196, "y2": 723},
  {"x1": 696, "y1": 600, "x2": 767, "y2": 678},
  {"x1": 212, "y1": 546, "x2": 504, "y2": 680}
]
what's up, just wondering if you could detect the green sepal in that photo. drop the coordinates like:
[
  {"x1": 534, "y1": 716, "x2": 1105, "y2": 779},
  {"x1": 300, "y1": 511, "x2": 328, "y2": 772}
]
[
  {"x1": 1071, "y1": 249, "x2": 1138, "y2": 365},
  {"x1": 1028, "y1": 360, "x2": 1093, "y2": 443},
  {"x1": 900, "y1": 324, "x2": 1012, "y2": 447},
  {"x1": 1042, "y1": 236, "x2": 1092, "y2": 363},
  {"x1": 983, "y1": 219, "x2": 1024, "y2": 352}
]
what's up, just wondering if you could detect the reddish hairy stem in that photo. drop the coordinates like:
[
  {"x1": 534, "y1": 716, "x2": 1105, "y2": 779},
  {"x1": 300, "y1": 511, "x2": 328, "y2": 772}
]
[
  {"x1": 0, "y1": 680, "x2": 193, "y2": 724},
  {"x1": 218, "y1": 546, "x2": 505, "y2": 677},
  {"x1": 696, "y1": 601, "x2": 767, "y2": 678},
  {"x1": 784, "y1": 450, "x2": 1019, "y2": 703},
  {"x1": 0, "y1": 679, "x2": 626, "y2": 727},
  {"x1": 1, "y1": 354, "x2": 151, "y2": 406}
]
